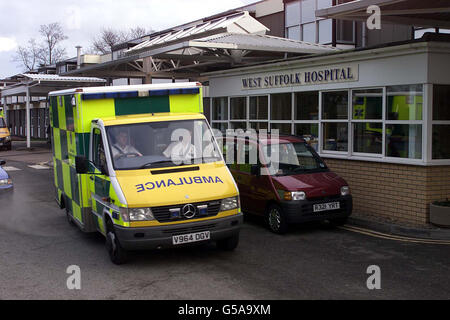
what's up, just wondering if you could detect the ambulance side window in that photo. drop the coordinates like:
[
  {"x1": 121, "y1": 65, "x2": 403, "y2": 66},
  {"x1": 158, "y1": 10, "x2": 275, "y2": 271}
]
[{"x1": 92, "y1": 128, "x2": 108, "y2": 175}]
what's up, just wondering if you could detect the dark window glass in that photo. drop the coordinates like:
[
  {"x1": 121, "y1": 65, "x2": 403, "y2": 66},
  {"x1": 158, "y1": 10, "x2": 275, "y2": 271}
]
[
  {"x1": 352, "y1": 89, "x2": 382, "y2": 120},
  {"x1": 323, "y1": 91, "x2": 348, "y2": 120},
  {"x1": 249, "y1": 122, "x2": 268, "y2": 131},
  {"x1": 230, "y1": 122, "x2": 247, "y2": 130},
  {"x1": 212, "y1": 97, "x2": 228, "y2": 121},
  {"x1": 230, "y1": 97, "x2": 246, "y2": 120},
  {"x1": 353, "y1": 123, "x2": 382, "y2": 154},
  {"x1": 433, "y1": 85, "x2": 450, "y2": 120},
  {"x1": 271, "y1": 123, "x2": 292, "y2": 135},
  {"x1": 387, "y1": 85, "x2": 423, "y2": 120},
  {"x1": 295, "y1": 123, "x2": 319, "y2": 150},
  {"x1": 386, "y1": 124, "x2": 422, "y2": 159},
  {"x1": 323, "y1": 122, "x2": 348, "y2": 151},
  {"x1": 249, "y1": 96, "x2": 268, "y2": 120},
  {"x1": 271, "y1": 93, "x2": 292, "y2": 120},
  {"x1": 203, "y1": 98, "x2": 211, "y2": 123},
  {"x1": 295, "y1": 91, "x2": 319, "y2": 120},
  {"x1": 336, "y1": 20, "x2": 354, "y2": 42},
  {"x1": 432, "y1": 125, "x2": 450, "y2": 159}
]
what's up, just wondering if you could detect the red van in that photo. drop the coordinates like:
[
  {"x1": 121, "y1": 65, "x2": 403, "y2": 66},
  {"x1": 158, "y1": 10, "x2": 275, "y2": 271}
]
[{"x1": 222, "y1": 134, "x2": 352, "y2": 234}]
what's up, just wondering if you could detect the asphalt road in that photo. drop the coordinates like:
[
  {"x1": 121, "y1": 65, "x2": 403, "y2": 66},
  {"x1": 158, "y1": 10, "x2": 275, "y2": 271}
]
[{"x1": 0, "y1": 159, "x2": 449, "y2": 300}]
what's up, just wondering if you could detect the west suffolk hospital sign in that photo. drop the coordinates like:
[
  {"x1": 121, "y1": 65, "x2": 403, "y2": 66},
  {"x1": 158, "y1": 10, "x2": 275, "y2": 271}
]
[{"x1": 241, "y1": 64, "x2": 359, "y2": 90}]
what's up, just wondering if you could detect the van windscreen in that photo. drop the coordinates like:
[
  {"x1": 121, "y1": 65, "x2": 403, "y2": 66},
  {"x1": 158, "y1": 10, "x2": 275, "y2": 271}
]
[
  {"x1": 0, "y1": 118, "x2": 6, "y2": 128},
  {"x1": 263, "y1": 142, "x2": 328, "y2": 176},
  {"x1": 106, "y1": 119, "x2": 222, "y2": 170}
]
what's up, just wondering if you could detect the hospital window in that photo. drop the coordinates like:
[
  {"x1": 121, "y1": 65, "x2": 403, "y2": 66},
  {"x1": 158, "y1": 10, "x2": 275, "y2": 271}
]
[
  {"x1": 230, "y1": 97, "x2": 247, "y2": 120},
  {"x1": 284, "y1": 0, "x2": 334, "y2": 44},
  {"x1": 432, "y1": 85, "x2": 450, "y2": 159},
  {"x1": 352, "y1": 89, "x2": 383, "y2": 155},
  {"x1": 212, "y1": 97, "x2": 228, "y2": 121},
  {"x1": 385, "y1": 85, "x2": 423, "y2": 159},
  {"x1": 294, "y1": 91, "x2": 319, "y2": 150},
  {"x1": 249, "y1": 96, "x2": 268, "y2": 120},
  {"x1": 271, "y1": 93, "x2": 292, "y2": 121},
  {"x1": 322, "y1": 91, "x2": 349, "y2": 152}
]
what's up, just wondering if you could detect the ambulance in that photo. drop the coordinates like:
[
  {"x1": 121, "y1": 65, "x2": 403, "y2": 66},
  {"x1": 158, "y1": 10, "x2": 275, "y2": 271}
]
[
  {"x1": 49, "y1": 83, "x2": 242, "y2": 264},
  {"x1": 0, "y1": 107, "x2": 12, "y2": 151}
]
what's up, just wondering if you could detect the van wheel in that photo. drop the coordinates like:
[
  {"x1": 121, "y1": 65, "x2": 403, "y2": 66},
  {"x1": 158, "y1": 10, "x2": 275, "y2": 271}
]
[
  {"x1": 266, "y1": 204, "x2": 288, "y2": 235},
  {"x1": 105, "y1": 219, "x2": 128, "y2": 265},
  {"x1": 66, "y1": 207, "x2": 75, "y2": 226},
  {"x1": 217, "y1": 234, "x2": 239, "y2": 251},
  {"x1": 7, "y1": 145, "x2": 11, "y2": 151}
]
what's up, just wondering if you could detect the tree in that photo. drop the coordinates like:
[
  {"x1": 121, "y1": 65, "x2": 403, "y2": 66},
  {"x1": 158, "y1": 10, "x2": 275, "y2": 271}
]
[
  {"x1": 38, "y1": 23, "x2": 68, "y2": 65},
  {"x1": 91, "y1": 28, "x2": 129, "y2": 54},
  {"x1": 13, "y1": 22, "x2": 68, "y2": 71},
  {"x1": 13, "y1": 39, "x2": 41, "y2": 72},
  {"x1": 90, "y1": 27, "x2": 153, "y2": 54}
]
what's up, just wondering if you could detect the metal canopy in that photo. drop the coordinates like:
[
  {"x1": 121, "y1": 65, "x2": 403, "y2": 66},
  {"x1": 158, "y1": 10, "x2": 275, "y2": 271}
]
[
  {"x1": 316, "y1": 0, "x2": 450, "y2": 29},
  {"x1": 64, "y1": 11, "x2": 338, "y2": 80},
  {"x1": 1, "y1": 74, "x2": 106, "y2": 149}
]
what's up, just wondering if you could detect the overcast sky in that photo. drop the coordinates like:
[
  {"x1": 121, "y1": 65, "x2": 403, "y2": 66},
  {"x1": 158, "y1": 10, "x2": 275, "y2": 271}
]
[{"x1": 0, "y1": 0, "x2": 255, "y2": 78}]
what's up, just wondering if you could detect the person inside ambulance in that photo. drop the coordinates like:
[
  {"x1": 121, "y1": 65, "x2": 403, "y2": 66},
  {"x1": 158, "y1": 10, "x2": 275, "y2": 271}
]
[
  {"x1": 111, "y1": 129, "x2": 143, "y2": 159},
  {"x1": 163, "y1": 128, "x2": 198, "y2": 162}
]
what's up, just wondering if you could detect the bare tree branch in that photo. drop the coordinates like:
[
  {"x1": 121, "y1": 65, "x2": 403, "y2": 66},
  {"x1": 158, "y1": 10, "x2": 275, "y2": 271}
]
[
  {"x1": 38, "y1": 22, "x2": 68, "y2": 65},
  {"x1": 90, "y1": 27, "x2": 154, "y2": 54},
  {"x1": 13, "y1": 39, "x2": 41, "y2": 72}
]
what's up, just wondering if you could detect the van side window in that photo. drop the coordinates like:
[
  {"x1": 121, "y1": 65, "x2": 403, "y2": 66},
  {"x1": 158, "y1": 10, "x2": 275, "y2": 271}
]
[{"x1": 92, "y1": 128, "x2": 107, "y2": 174}]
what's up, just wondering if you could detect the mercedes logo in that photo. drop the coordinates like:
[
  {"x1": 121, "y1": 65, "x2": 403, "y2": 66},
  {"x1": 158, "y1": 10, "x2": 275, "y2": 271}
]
[{"x1": 182, "y1": 204, "x2": 196, "y2": 219}]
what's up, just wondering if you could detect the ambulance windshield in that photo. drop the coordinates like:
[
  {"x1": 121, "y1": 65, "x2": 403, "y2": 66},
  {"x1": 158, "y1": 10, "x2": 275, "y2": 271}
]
[
  {"x1": 0, "y1": 118, "x2": 6, "y2": 128},
  {"x1": 106, "y1": 119, "x2": 222, "y2": 170}
]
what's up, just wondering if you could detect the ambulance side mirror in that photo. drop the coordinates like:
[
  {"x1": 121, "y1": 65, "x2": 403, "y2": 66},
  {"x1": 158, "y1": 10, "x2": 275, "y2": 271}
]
[{"x1": 75, "y1": 156, "x2": 90, "y2": 174}]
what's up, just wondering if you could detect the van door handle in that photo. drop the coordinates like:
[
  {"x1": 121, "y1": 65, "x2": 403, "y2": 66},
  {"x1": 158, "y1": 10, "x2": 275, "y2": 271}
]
[{"x1": 89, "y1": 176, "x2": 94, "y2": 181}]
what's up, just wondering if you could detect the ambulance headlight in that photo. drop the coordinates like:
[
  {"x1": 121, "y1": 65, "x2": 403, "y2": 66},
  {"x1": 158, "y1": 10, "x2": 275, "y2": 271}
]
[
  {"x1": 220, "y1": 196, "x2": 239, "y2": 212},
  {"x1": 128, "y1": 208, "x2": 155, "y2": 221},
  {"x1": 4, "y1": 136, "x2": 11, "y2": 142}
]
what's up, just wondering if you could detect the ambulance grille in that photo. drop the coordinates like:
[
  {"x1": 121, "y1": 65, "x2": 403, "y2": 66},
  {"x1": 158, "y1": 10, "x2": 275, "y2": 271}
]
[{"x1": 152, "y1": 200, "x2": 221, "y2": 223}]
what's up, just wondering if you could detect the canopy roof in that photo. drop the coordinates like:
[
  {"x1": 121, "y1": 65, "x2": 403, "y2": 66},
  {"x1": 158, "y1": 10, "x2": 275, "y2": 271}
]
[{"x1": 64, "y1": 11, "x2": 338, "y2": 80}]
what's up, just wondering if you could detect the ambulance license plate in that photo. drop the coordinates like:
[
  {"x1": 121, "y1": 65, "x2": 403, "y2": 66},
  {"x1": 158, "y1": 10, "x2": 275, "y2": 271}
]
[
  {"x1": 313, "y1": 202, "x2": 340, "y2": 213},
  {"x1": 173, "y1": 231, "x2": 211, "y2": 245}
]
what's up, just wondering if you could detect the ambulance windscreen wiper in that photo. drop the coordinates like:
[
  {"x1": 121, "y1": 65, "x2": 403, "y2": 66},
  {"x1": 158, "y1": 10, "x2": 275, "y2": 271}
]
[{"x1": 140, "y1": 160, "x2": 183, "y2": 169}]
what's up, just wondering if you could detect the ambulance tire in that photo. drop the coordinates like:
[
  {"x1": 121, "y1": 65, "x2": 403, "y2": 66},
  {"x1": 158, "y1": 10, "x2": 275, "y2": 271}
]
[
  {"x1": 217, "y1": 234, "x2": 239, "y2": 251},
  {"x1": 65, "y1": 207, "x2": 75, "y2": 226},
  {"x1": 7, "y1": 145, "x2": 11, "y2": 151},
  {"x1": 266, "y1": 204, "x2": 289, "y2": 235},
  {"x1": 105, "y1": 219, "x2": 128, "y2": 265}
]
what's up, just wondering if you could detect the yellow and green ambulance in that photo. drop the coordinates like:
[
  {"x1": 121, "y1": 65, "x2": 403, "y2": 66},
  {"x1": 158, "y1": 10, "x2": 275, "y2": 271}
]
[
  {"x1": 49, "y1": 83, "x2": 242, "y2": 264},
  {"x1": 0, "y1": 107, "x2": 11, "y2": 151}
]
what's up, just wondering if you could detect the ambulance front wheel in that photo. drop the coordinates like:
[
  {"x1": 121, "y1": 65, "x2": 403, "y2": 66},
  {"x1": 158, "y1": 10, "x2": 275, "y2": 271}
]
[{"x1": 105, "y1": 219, "x2": 128, "y2": 265}]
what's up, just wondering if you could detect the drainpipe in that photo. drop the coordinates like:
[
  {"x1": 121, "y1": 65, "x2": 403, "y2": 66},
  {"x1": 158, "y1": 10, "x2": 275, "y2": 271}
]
[{"x1": 76, "y1": 46, "x2": 82, "y2": 69}]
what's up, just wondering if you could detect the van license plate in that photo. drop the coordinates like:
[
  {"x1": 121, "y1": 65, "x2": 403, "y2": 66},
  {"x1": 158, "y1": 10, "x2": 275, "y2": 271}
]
[
  {"x1": 173, "y1": 231, "x2": 211, "y2": 245},
  {"x1": 313, "y1": 202, "x2": 340, "y2": 213}
]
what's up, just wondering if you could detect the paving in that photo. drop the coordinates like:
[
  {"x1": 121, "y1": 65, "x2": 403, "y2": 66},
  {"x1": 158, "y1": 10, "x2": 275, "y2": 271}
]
[{"x1": 0, "y1": 143, "x2": 449, "y2": 300}]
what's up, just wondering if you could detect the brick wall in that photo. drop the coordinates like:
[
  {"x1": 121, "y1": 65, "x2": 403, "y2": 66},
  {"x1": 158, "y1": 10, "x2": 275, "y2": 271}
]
[{"x1": 324, "y1": 158, "x2": 450, "y2": 226}]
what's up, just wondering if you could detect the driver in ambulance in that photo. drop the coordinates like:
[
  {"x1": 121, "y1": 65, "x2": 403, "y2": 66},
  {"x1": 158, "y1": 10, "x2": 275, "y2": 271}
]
[{"x1": 112, "y1": 129, "x2": 143, "y2": 159}]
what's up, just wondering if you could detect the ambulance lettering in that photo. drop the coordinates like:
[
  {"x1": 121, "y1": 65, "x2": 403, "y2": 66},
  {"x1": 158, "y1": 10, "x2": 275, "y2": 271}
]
[{"x1": 135, "y1": 176, "x2": 224, "y2": 192}]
